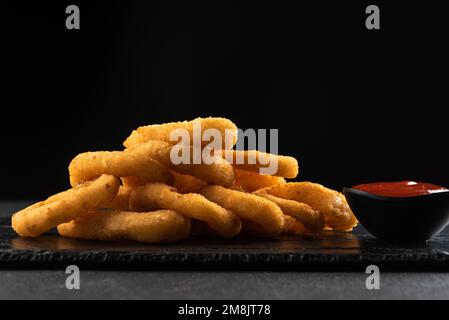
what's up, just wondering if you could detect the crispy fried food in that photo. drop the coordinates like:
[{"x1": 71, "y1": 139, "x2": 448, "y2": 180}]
[
  {"x1": 121, "y1": 176, "x2": 146, "y2": 188},
  {"x1": 218, "y1": 150, "x2": 298, "y2": 178},
  {"x1": 123, "y1": 117, "x2": 238, "y2": 149},
  {"x1": 256, "y1": 182, "x2": 357, "y2": 231},
  {"x1": 200, "y1": 185, "x2": 285, "y2": 235},
  {"x1": 125, "y1": 140, "x2": 235, "y2": 187},
  {"x1": 102, "y1": 186, "x2": 134, "y2": 210},
  {"x1": 129, "y1": 183, "x2": 241, "y2": 238},
  {"x1": 232, "y1": 169, "x2": 286, "y2": 192},
  {"x1": 124, "y1": 172, "x2": 207, "y2": 194},
  {"x1": 253, "y1": 193, "x2": 324, "y2": 232},
  {"x1": 11, "y1": 115, "x2": 354, "y2": 244},
  {"x1": 172, "y1": 171, "x2": 207, "y2": 194},
  {"x1": 57, "y1": 209, "x2": 190, "y2": 243},
  {"x1": 282, "y1": 215, "x2": 311, "y2": 235},
  {"x1": 12, "y1": 175, "x2": 120, "y2": 237},
  {"x1": 68, "y1": 147, "x2": 173, "y2": 187}
]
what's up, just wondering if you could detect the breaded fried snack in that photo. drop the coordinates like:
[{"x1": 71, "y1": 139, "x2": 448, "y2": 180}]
[
  {"x1": 200, "y1": 185, "x2": 285, "y2": 235},
  {"x1": 68, "y1": 148, "x2": 173, "y2": 187},
  {"x1": 232, "y1": 169, "x2": 286, "y2": 192},
  {"x1": 256, "y1": 182, "x2": 357, "y2": 231},
  {"x1": 218, "y1": 150, "x2": 298, "y2": 178},
  {"x1": 172, "y1": 171, "x2": 207, "y2": 194},
  {"x1": 58, "y1": 209, "x2": 190, "y2": 243},
  {"x1": 282, "y1": 215, "x2": 311, "y2": 235},
  {"x1": 129, "y1": 183, "x2": 241, "y2": 238},
  {"x1": 125, "y1": 140, "x2": 235, "y2": 187},
  {"x1": 123, "y1": 117, "x2": 238, "y2": 149},
  {"x1": 253, "y1": 193, "x2": 324, "y2": 232},
  {"x1": 102, "y1": 185, "x2": 134, "y2": 210},
  {"x1": 12, "y1": 175, "x2": 120, "y2": 237}
]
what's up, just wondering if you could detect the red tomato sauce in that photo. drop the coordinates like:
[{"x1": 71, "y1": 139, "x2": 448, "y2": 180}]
[{"x1": 352, "y1": 181, "x2": 448, "y2": 197}]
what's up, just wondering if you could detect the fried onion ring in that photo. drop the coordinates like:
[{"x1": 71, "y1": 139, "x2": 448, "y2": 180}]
[
  {"x1": 57, "y1": 209, "x2": 190, "y2": 243},
  {"x1": 129, "y1": 183, "x2": 241, "y2": 238},
  {"x1": 253, "y1": 193, "x2": 324, "y2": 232},
  {"x1": 282, "y1": 215, "x2": 311, "y2": 235},
  {"x1": 12, "y1": 174, "x2": 120, "y2": 237},
  {"x1": 200, "y1": 185, "x2": 285, "y2": 235},
  {"x1": 102, "y1": 185, "x2": 134, "y2": 210},
  {"x1": 256, "y1": 182, "x2": 357, "y2": 231},
  {"x1": 68, "y1": 147, "x2": 173, "y2": 187},
  {"x1": 232, "y1": 169, "x2": 286, "y2": 192},
  {"x1": 126, "y1": 140, "x2": 235, "y2": 187},
  {"x1": 218, "y1": 150, "x2": 298, "y2": 178},
  {"x1": 121, "y1": 176, "x2": 146, "y2": 188},
  {"x1": 172, "y1": 171, "x2": 207, "y2": 194},
  {"x1": 123, "y1": 117, "x2": 238, "y2": 149}
]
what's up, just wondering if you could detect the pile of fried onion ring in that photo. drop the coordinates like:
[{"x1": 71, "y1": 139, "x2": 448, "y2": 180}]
[{"x1": 12, "y1": 117, "x2": 357, "y2": 243}]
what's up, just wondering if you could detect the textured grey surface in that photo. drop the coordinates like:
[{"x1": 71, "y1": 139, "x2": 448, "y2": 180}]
[
  {"x1": 1, "y1": 270, "x2": 449, "y2": 299},
  {"x1": 2, "y1": 201, "x2": 449, "y2": 299}
]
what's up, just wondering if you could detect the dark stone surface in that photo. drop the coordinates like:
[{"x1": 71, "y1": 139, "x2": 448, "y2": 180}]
[
  {"x1": 2, "y1": 202, "x2": 449, "y2": 270},
  {"x1": 2, "y1": 270, "x2": 449, "y2": 299},
  {"x1": 2, "y1": 201, "x2": 449, "y2": 299}
]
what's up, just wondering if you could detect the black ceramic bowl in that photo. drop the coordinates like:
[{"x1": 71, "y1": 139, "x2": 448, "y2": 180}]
[{"x1": 343, "y1": 188, "x2": 449, "y2": 242}]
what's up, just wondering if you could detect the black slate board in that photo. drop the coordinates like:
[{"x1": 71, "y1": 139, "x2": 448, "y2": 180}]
[{"x1": 2, "y1": 217, "x2": 449, "y2": 270}]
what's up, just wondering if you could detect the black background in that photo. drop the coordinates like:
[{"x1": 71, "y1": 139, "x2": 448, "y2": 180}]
[{"x1": 3, "y1": 1, "x2": 448, "y2": 199}]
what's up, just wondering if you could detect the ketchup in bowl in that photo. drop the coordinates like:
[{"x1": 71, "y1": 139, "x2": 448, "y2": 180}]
[
  {"x1": 343, "y1": 181, "x2": 449, "y2": 242},
  {"x1": 352, "y1": 181, "x2": 448, "y2": 198}
]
